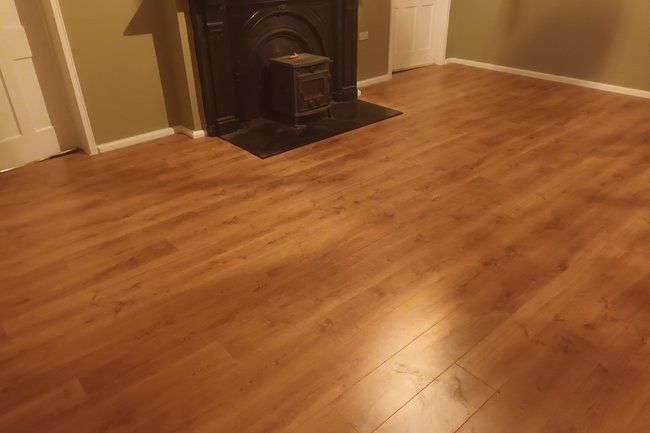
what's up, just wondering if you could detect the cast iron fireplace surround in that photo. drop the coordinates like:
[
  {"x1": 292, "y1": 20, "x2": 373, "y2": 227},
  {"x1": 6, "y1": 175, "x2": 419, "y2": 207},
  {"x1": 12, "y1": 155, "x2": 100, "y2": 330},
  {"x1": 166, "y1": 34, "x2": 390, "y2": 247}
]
[{"x1": 188, "y1": 0, "x2": 360, "y2": 136}]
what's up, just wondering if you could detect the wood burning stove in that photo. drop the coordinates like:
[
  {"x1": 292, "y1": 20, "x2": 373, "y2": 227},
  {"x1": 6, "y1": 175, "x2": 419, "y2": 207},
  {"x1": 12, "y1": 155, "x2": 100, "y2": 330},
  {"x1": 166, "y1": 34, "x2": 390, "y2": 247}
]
[{"x1": 269, "y1": 53, "x2": 332, "y2": 126}]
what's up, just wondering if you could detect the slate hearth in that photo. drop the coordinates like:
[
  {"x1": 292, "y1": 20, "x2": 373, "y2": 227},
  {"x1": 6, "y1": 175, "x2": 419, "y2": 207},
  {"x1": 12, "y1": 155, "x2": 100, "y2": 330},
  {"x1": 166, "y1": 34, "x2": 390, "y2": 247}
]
[
  {"x1": 221, "y1": 100, "x2": 401, "y2": 158},
  {"x1": 188, "y1": 0, "x2": 401, "y2": 157}
]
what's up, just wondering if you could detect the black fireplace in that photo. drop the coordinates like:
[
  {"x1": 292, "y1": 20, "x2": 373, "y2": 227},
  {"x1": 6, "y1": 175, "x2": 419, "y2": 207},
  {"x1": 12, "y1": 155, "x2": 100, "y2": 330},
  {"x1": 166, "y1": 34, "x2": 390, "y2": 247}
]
[
  {"x1": 188, "y1": 0, "x2": 401, "y2": 158},
  {"x1": 188, "y1": 0, "x2": 359, "y2": 135}
]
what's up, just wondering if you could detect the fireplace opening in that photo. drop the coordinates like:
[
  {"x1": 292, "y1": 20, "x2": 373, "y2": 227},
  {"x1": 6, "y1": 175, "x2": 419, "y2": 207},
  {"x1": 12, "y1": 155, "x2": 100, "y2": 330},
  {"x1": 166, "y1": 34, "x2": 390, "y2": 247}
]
[
  {"x1": 235, "y1": 6, "x2": 329, "y2": 122},
  {"x1": 188, "y1": 0, "x2": 401, "y2": 158}
]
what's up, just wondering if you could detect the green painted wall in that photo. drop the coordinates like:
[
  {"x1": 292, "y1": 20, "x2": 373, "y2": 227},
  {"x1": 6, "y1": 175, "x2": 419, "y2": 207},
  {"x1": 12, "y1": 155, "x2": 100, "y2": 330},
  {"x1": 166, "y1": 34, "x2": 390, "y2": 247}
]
[
  {"x1": 447, "y1": 0, "x2": 650, "y2": 91},
  {"x1": 59, "y1": 0, "x2": 201, "y2": 144},
  {"x1": 358, "y1": 0, "x2": 391, "y2": 81}
]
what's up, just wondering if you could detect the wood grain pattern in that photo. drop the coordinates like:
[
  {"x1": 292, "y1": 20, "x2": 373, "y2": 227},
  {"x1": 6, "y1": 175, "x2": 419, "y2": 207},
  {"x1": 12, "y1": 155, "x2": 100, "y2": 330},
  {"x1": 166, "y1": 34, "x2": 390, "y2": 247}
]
[
  {"x1": 333, "y1": 309, "x2": 506, "y2": 433},
  {"x1": 287, "y1": 408, "x2": 357, "y2": 433},
  {"x1": 374, "y1": 365, "x2": 494, "y2": 433},
  {"x1": 1, "y1": 64, "x2": 649, "y2": 433}
]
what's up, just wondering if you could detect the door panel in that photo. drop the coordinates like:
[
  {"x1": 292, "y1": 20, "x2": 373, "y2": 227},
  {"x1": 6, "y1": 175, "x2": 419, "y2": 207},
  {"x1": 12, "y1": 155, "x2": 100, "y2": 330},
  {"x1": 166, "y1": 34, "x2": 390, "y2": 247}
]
[
  {"x1": 0, "y1": 75, "x2": 20, "y2": 140},
  {"x1": 392, "y1": 0, "x2": 438, "y2": 72},
  {"x1": 0, "y1": 0, "x2": 59, "y2": 170},
  {"x1": 414, "y1": 4, "x2": 434, "y2": 51}
]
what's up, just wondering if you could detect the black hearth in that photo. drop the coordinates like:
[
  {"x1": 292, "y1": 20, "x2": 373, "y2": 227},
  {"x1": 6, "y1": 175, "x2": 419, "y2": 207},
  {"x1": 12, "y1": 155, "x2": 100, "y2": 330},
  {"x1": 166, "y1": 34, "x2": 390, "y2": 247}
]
[{"x1": 188, "y1": 0, "x2": 401, "y2": 157}]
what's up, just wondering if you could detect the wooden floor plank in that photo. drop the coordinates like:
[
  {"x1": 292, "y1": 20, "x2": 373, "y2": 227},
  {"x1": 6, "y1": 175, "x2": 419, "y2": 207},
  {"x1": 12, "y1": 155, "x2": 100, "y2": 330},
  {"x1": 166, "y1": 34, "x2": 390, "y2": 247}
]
[
  {"x1": 457, "y1": 327, "x2": 601, "y2": 433},
  {"x1": 287, "y1": 408, "x2": 357, "y2": 433},
  {"x1": 333, "y1": 308, "x2": 506, "y2": 433},
  {"x1": 373, "y1": 364, "x2": 494, "y2": 433}
]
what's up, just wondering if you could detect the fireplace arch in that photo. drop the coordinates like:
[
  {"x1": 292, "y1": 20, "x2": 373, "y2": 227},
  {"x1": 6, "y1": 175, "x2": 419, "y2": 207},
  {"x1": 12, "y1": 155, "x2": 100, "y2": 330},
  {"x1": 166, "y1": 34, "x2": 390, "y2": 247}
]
[{"x1": 237, "y1": 5, "x2": 329, "y2": 120}]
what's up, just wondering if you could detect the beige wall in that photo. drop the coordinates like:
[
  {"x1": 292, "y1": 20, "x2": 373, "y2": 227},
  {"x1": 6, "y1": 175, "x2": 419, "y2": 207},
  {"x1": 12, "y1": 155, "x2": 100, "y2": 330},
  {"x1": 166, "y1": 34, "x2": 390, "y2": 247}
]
[
  {"x1": 447, "y1": 0, "x2": 650, "y2": 91},
  {"x1": 159, "y1": 0, "x2": 203, "y2": 132},
  {"x1": 58, "y1": 0, "x2": 201, "y2": 144},
  {"x1": 358, "y1": 0, "x2": 391, "y2": 81}
]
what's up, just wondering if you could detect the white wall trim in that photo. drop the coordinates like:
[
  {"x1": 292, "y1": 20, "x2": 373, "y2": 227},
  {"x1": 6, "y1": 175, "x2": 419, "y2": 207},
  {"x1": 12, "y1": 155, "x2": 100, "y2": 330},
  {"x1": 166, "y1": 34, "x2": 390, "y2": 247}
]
[
  {"x1": 433, "y1": 0, "x2": 452, "y2": 66},
  {"x1": 385, "y1": 0, "x2": 395, "y2": 82},
  {"x1": 45, "y1": 0, "x2": 98, "y2": 155},
  {"x1": 96, "y1": 128, "x2": 176, "y2": 154},
  {"x1": 357, "y1": 74, "x2": 392, "y2": 89},
  {"x1": 96, "y1": 126, "x2": 206, "y2": 154},
  {"x1": 446, "y1": 58, "x2": 650, "y2": 100},
  {"x1": 173, "y1": 125, "x2": 206, "y2": 139}
]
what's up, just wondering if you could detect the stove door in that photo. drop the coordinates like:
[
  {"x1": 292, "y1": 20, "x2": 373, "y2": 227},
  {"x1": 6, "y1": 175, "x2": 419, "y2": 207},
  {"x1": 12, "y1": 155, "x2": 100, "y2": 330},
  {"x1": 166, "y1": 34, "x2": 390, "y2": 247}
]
[{"x1": 297, "y1": 70, "x2": 330, "y2": 113}]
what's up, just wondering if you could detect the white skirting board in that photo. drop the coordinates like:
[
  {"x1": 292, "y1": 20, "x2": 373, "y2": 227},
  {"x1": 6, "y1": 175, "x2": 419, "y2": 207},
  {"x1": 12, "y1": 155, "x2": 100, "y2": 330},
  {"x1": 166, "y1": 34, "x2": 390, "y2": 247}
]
[
  {"x1": 173, "y1": 125, "x2": 207, "y2": 139},
  {"x1": 446, "y1": 58, "x2": 650, "y2": 100},
  {"x1": 357, "y1": 73, "x2": 392, "y2": 89},
  {"x1": 96, "y1": 126, "x2": 207, "y2": 154}
]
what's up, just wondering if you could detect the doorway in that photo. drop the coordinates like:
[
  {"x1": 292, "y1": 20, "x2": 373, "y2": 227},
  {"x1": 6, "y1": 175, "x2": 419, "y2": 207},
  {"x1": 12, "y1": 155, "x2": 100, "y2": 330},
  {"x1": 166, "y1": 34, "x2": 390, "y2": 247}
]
[
  {"x1": 0, "y1": 0, "x2": 95, "y2": 171},
  {"x1": 390, "y1": 0, "x2": 451, "y2": 72}
]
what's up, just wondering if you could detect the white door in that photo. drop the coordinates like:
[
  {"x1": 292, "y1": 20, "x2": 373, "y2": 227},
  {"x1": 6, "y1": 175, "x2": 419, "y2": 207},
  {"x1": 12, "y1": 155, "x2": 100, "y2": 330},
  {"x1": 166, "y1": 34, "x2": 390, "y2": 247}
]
[
  {"x1": 0, "y1": 0, "x2": 59, "y2": 170},
  {"x1": 391, "y1": 0, "x2": 450, "y2": 72}
]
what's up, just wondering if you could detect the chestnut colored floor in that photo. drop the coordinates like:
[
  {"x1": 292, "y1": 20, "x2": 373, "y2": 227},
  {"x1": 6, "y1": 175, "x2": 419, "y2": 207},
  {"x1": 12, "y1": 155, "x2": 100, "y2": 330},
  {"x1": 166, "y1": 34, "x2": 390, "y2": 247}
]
[{"x1": 1, "y1": 64, "x2": 649, "y2": 433}]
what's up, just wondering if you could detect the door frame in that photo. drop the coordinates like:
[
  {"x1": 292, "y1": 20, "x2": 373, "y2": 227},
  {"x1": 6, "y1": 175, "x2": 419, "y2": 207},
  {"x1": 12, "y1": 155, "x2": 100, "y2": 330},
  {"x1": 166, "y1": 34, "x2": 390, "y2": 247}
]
[
  {"x1": 388, "y1": 0, "x2": 452, "y2": 75},
  {"x1": 39, "y1": 0, "x2": 97, "y2": 154}
]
